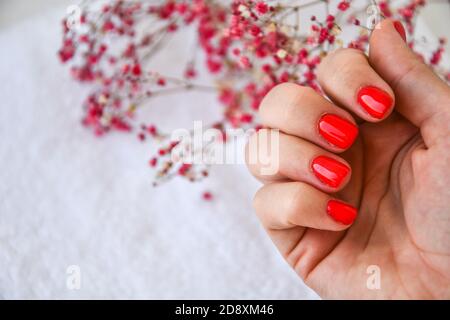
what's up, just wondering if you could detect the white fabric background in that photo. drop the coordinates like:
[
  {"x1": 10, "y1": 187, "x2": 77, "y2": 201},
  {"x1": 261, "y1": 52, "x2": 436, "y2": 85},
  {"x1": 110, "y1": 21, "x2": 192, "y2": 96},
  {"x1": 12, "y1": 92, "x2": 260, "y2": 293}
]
[
  {"x1": 0, "y1": 2, "x2": 319, "y2": 299},
  {"x1": 0, "y1": 0, "x2": 448, "y2": 300}
]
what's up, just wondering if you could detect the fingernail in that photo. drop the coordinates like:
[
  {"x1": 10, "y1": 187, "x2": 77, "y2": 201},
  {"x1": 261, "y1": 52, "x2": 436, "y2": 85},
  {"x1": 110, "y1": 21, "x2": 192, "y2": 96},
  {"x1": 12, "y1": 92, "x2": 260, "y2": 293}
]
[
  {"x1": 318, "y1": 114, "x2": 358, "y2": 149},
  {"x1": 312, "y1": 156, "x2": 350, "y2": 188},
  {"x1": 357, "y1": 86, "x2": 393, "y2": 119},
  {"x1": 393, "y1": 20, "x2": 406, "y2": 42},
  {"x1": 327, "y1": 200, "x2": 357, "y2": 225}
]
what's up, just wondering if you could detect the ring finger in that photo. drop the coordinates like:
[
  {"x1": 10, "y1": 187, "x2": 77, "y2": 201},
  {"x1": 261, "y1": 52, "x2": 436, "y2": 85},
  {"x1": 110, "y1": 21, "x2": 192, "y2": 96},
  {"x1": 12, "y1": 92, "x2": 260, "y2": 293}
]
[
  {"x1": 246, "y1": 129, "x2": 352, "y2": 192},
  {"x1": 259, "y1": 83, "x2": 359, "y2": 152}
]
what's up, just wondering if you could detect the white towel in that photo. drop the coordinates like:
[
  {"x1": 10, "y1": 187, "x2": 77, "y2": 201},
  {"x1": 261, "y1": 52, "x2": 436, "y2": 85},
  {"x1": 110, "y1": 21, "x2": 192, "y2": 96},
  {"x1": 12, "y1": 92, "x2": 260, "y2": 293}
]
[{"x1": 0, "y1": 4, "x2": 318, "y2": 299}]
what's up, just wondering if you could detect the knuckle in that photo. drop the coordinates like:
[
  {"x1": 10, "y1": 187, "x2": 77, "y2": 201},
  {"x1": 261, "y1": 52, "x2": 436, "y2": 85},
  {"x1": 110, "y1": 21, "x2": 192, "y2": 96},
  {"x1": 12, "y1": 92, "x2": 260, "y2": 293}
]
[
  {"x1": 260, "y1": 83, "x2": 312, "y2": 122},
  {"x1": 252, "y1": 187, "x2": 266, "y2": 218},
  {"x1": 293, "y1": 85, "x2": 316, "y2": 100},
  {"x1": 259, "y1": 83, "x2": 289, "y2": 118},
  {"x1": 318, "y1": 48, "x2": 366, "y2": 81},
  {"x1": 390, "y1": 58, "x2": 427, "y2": 93},
  {"x1": 280, "y1": 86, "x2": 315, "y2": 123},
  {"x1": 320, "y1": 47, "x2": 346, "y2": 64},
  {"x1": 284, "y1": 183, "x2": 306, "y2": 225},
  {"x1": 270, "y1": 82, "x2": 300, "y2": 97},
  {"x1": 246, "y1": 129, "x2": 281, "y2": 178},
  {"x1": 327, "y1": 47, "x2": 365, "y2": 62}
]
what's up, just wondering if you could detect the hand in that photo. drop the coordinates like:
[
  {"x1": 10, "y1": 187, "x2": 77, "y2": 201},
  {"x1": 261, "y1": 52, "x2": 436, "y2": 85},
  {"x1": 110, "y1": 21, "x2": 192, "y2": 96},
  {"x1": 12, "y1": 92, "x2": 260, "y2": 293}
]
[{"x1": 245, "y1": 19, "x2": 450, "y2": 299}]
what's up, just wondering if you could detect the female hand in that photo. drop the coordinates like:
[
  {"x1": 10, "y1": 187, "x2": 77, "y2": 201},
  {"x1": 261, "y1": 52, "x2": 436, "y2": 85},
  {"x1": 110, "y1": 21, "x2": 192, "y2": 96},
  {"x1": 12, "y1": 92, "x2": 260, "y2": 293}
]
[{"x1": 246, "y1": 19, "x2": 450, "y2": 299}]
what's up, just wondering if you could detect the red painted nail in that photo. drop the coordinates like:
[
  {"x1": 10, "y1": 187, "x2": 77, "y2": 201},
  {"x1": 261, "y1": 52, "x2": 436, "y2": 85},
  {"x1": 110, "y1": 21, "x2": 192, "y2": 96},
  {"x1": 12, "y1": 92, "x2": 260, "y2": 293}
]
[
  {"x1": 327, "y1": 200, "x2": 357, "y2": 225},
  {"x1": 357, "y1": 86, "x2": 393, "y2": 119},
  {"x1": 312, "y1": 156, "x2": 350, "y2": 188},
  {"x1": 318, "y1": 114, "x2": 358, "y2": 149},
  {"x1": 393, "y1": 20, "x2": 406, "y2": 42}
]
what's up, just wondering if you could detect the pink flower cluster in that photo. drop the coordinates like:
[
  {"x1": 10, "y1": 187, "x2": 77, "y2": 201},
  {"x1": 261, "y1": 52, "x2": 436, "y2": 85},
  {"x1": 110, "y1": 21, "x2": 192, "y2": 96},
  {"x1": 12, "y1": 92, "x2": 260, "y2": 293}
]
[{"x1": 59, "y1": 0, "x2": 449, "y2": 187}]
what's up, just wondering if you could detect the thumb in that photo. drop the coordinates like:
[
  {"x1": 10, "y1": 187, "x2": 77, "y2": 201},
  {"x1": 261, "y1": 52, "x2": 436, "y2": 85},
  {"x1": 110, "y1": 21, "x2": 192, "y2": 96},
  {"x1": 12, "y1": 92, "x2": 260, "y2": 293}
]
[{"x1": 369, "y1": 19, "x2": 450, "y2": 145}]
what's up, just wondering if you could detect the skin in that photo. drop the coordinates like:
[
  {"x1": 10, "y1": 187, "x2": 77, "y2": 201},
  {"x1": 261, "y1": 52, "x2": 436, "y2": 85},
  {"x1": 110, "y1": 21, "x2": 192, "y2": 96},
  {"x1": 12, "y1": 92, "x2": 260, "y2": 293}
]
[{"x1": 245, "y1": 19, "x2": 450, "y2": 299}]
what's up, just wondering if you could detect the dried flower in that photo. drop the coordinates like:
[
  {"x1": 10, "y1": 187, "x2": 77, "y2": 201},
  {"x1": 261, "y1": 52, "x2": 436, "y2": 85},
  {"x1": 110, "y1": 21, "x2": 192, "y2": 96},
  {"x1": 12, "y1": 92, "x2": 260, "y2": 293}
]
[{"x1": 59, "y1": 0, "x2": 449, "y2": 188}]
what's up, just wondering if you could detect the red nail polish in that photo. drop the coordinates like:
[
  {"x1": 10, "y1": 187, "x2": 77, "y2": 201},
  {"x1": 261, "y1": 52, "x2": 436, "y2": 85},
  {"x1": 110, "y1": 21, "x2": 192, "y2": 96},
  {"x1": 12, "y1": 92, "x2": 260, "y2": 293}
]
[
  {"x1": 312, "y1": 156, "x2": 350, "y2": 188},
  {"x1": 318, "y1": 114, "x2": 358, "y2": 149},
  {"x1": 393, "y1": 20, "x2": 406, "y2": 42},
  {"x1": 357, "y1": 86, "x2": 393, "y2": 119},
  {"x1": 327, "y1": 200, "x2": 357, "y2": 225}
]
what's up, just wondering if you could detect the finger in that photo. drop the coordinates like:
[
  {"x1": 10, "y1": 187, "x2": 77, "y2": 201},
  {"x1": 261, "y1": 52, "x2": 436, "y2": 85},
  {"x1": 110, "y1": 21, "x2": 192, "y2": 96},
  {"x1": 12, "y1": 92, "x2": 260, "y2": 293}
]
[
  {"x1": 253, "y1": 181, "x2": 358, "y2": 231},
  {"x1": 283, "y1": 228, "x2": 345, "y2": 281},
  {"x1": 259, "y1": 83, "x2": 359, "y2": 152},
  {"x1": 369, "y1": 19, "x2": 450, "y2": 144},
  {"x1": 317, "y1": 48, "x2": 395, "y2": 122},
  {"x1": 246, "y1": 129, "x2": 352, "y2": 192}
]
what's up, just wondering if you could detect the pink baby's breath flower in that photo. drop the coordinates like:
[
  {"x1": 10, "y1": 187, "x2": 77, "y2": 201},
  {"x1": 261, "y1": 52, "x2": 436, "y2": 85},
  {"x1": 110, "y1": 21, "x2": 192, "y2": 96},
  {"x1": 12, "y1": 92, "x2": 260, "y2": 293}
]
[
  {"x1": 58, "y1": 0, "x2": 449, "y2": 188},
  {"x1": 338, "y1": 1, "x2": 350, "y2": 11},
  {"x1": 255, "y1": 1, "x2": 269, "y2": 15}
]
